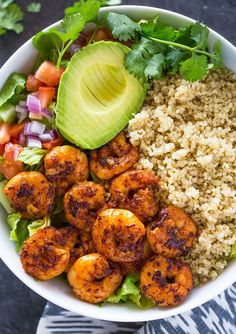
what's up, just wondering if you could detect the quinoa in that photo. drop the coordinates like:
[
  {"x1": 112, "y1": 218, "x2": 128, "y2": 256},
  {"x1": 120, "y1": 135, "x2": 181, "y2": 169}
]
[{"x1": 127, "y1": 69, "x2": 236, "y2": 286}]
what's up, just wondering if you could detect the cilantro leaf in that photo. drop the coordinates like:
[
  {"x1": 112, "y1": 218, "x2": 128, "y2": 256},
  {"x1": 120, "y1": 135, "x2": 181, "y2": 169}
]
[
  {"x1": 105, "y1": 12, "x2": 141, "y2": 41},
  {"x1": 213, "y1": 40, "x2": 223, "y2": 68},
  {"x1": 27, "y1": 2, "x2": 41, "y2": 13},
  {"x1": 180, "y1": 54, "x2": 208, "y2": 81},
  {"x1": 17, "y1": 147, "x2": 47, "y2": 167},
  {"x1": 100, "y1": 0, "x2": 122, "y2": 5},
  {"x1": 0, "y1": 3, "x2": 24, "y2": 36},
  {"x1": 106, "y1": 272, "x2": 155, "y2": 309},
  {"x1": 144, "y1": 53, "x2": 165, "y2": 79},
  {"x1": 0, "y1": 73, "x2": 26, "y2": 108},
  {"x1": 191, "y1": 22, "x2": 209, "y2": 49},
  {"x1": 61, "y1": 13, "x2": 86, "y2": 40},
  {"x1": 0, "y1": 0, "x2": 14, "y2": 10},
  {"x1": 7, "y1": 213, "x2": 29, "y2": 252},
  {"x1": 166, "y1": 48, "x2": 188, "y2": 73},
  {"x1": 141, "y1": 17, "x2": 176, "y2": 41},
  {"x1": 65, "y1": 0, "x2": 100, "y2": 19}
]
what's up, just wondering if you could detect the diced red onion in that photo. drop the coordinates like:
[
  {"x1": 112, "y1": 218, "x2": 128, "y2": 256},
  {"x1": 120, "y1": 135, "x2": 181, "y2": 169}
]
[
  {"x1": 13, "y1": 147, "x2": 21, "y2": 160},
  {"x1": 17, "y1": 110, "x2": 28, "y2": 123},
  {"x1": 41, "y1": 108, "x2": 54, "y2": 120},
  {"x1": 48, "y1": 129, "x2": 59, "y2": 139},
  {"x1": 39, "y1": 133, "x2": 54, "y2": 142},
  {"x1": 16, "y1": 105, "x2": 27, "y2": 113},
  {"x1": 24, "y1": 121, "x2": 46, "y2": 136},
  {"x1": 19, "y1": 100, "x2": 27, "y2": 107},
  {"x1": 19, "y1": 133, "x2": 26, "y2": 146},
  {"x1": 29, "y1": 112, "x2": 43, "y2": 120},
  {"x1": 26, "y1": 136, "x2": 42, "y2": 148},
  {"x1": 27, "y1": 95, "x2": 41, "y2": 114}
]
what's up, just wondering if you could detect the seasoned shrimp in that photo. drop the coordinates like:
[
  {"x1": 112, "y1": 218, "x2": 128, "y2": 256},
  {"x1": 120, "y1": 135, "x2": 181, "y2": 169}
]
[
  {"x1": 4, "y1": 171, "x2": 55, "y2": 219},
  {"x1": 44, "y1": 145, "x2": 89, "y2": 195},
  {"x1": 60, "y1": 228, "x2": 96, "y2": 273},
  {"x1": 109, "y1": 170, "x2": 160, "y2": 223},
  {"x1": 140, "y1": 255, "x2": 193, "y2": 306},
  {"x1": 20, "y1": 227, "x2": 70, "y2": 280},
  {"x1": 68, "y1": 253, "x2": 122, "y2": 304},
  {"x1": 64, "y1": 182, "x2": 105, "y2": 232},
  {"x1": 147, "y1": 205, "x2": 198, "y2": 258},
  {"x1": 119, "y1": 239, "x2": 153, "y2": 275},
  {"x1": 90, "y1": 131, "x2": 139, "y2": 180},
  {"x1": 92, "y1": 209, "x2": 146, "y2": 262}
]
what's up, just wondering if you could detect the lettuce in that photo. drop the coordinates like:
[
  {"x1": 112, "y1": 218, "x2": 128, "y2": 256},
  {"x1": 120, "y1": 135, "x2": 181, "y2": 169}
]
[
  {"x1": 17, "y1": 147, "x2": 47, "y2": 170},
  {"x1": 0, "y1": 73, "x2": 26, "y2": 107},
  {"x1": 7, "y1": 213, "x2": 29, "y2": 252},
  {"x1": 106, "y1": 272, "x2": 155, "y2": 309},
  {"x1": 0, "y1": 180, "x2": 14, "y2": 213},
  {"x1": 28, "y1": 215, "x2": 51, "y2": 237}
]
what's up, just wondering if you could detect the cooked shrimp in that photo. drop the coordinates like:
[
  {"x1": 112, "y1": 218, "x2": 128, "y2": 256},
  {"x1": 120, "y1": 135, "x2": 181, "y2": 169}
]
[
  {"x1": 68, "y1": 253, "x2": 122, "y2": 304},
  {"x1": 92, "y1": 209, "x2": 146, "y2": 262},
  {"x1": 64, "y1": 182, "x2": 105, "y2": 232},
  {"x1": 119, "y1": 239, "x2": 153, "y2": 275},
  {"x1": 147, "y1": 205, "x2": 198, "y2": 258},
  {"x1": 4, "y1": 171, "x2": 55, "y2": 219},
  {"x1": 109, "y1": 170, "x2": 160, "y2": 223},
  {"x1": 61, "y1": 229, "x2": 96, "y2": 273},
  {"x1": 20, "y1": 227, "x2": 70, "y2": 280},
  {"x1": 140, "y1": 255, "x2": 193, "y2": 306},
  {"x1": 90, "y1": 131, "x2": 139, "y2": 180},
  {"x1": 44, "y1": 145, "x2": 89, "y2": 195}
]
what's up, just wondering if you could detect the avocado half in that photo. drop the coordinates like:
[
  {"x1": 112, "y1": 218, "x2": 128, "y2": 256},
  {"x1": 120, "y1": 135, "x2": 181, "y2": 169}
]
[{"x1": 56, "y1": 41, "x2": 146, "y2": 149}]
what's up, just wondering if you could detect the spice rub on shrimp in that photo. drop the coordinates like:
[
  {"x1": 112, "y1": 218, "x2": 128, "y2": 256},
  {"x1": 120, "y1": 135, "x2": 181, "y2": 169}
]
[
  {"x1": 68, "y1": 253, "x2": 122, "y2": 304},
  {"x1": 92, "y1": 209, "x2": 146, "y2": 262},
  {"x1": 90, "y1": 131, "x2": 139, "y2": 180},
  {"x1": 44, "y1": 145, "x2": 89, "y2": 195},
  {"x1": 147, "y1": 205, "x2": 198, "y2": 258},
  {"x1": 20, "y1": 227, "x2": 70, "y2": 280},
  {"x1": 140, "y1": 255, "x2": 193, "y2": 306},
  {"x1": 4, "y1": 171, "x2": 55, "y2": 219},
  {"x1": 109, "y1": 170, "x2": 160, "y2": 223},
  {"x1": 64, "y1": 182, "x2": 105, "y2": 232}
]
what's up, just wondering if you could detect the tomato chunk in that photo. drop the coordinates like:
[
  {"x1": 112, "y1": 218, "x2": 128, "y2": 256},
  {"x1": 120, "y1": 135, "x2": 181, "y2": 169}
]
[
  {"x1": 35, "y1": 61, "x2": 64, "y2": 86},
  {"x1": 4, "y1": 143, "x2": 23, "y2": 161},
  {"x1": 26, "y1": 74, "x2": 43, "y2": 92},
  {"x1": 9, "y1": 122, "x2": 27, "y2": 139},
  {"x1": 0, "y1": 123, "x2": 10, "y2": 145},
  {"x1": 38, "y1": 87, "x2": 56, "y2": 109},
  {"x1": 42, "y1": 137, "x2": 62, "y2": 150}
]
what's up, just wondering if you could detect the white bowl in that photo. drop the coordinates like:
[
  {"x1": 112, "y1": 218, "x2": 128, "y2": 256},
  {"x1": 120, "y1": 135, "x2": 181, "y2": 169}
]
[{"x1": 0, "y1": 5, "x2": 235, "y2": 322}]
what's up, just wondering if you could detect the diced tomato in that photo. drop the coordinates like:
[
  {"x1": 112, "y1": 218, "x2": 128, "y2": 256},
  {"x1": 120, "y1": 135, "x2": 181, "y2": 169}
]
[
  {"x1": 4, "y1": 143, "x2": 23, "y2": 161},
  {"x1": 35, "y1": 61, "x2": 64, "y2": 86},
  {"x1": 0, "y1": 123, "x2": 10, "y2": 145},
  {"x1": 38, "y1": 87, "x2": 56, "y2": 109},
  {"x1": 26, "y1": 74, "x2": 43, "y2": 92},
  {"x1": 9, "y1": 122, "x2": 27, "y2": 139},
  {"x1": 0, "y1": 159, "x2": 23, "y2": 179},
  {"x1": 42, "y1": 137, "x2": 62, "y2": 150}
]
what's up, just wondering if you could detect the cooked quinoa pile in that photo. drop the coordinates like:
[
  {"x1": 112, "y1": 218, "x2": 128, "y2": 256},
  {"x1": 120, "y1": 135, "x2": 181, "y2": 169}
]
[{"x1": 128, "y1": 69, "x2": 236, "y2": 286}]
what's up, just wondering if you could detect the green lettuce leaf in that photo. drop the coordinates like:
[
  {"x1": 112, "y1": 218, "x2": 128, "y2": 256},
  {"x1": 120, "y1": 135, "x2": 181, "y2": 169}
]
[
  {"x1": 52, "y1": 196, "x2": 64, "y2": 215},
  {"x1": 229, "y1": 244, "x2": 236, "y2": 259},
  {"x1": 106, "y1": 272, "x2": 155, "y2": 309},
  {"x1": 28, "y1": 215, "x2": 51, "y2": 237},
  {"x1": 0, "y1": 73, "x2": 26, "y2": 107},
  {"x1": 17, "y1": 147, "x2": 47, "y2": 168},
  {"x1": 7, "y1": 213, "x2": 29, "y2": 251},
  {"x1": 0, "y1": 180, "x2": 14, "y2": 213}
]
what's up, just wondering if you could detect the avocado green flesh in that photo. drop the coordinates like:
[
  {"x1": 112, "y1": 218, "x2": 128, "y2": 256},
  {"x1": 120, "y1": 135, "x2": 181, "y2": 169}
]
[{"x1": 56, "y1": 41, "x2": 146, "y2": 149}]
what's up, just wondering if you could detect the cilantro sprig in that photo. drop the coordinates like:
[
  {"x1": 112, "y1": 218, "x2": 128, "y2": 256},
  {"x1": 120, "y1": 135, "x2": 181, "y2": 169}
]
[
  {"x1": 33, "y1": 0, "x2": 101, "y2": 68},
  {"x1": 104, "y1": 14, "x2": 223, "y2": 81},
  {"x1": 0, "y1": 0, "x2": 24, "y2": 36}
]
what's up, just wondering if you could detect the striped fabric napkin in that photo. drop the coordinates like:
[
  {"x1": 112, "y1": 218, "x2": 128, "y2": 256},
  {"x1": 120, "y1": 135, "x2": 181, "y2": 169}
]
[{"x1": 37, "y1": 282, "x2": 236, "y2": 334}]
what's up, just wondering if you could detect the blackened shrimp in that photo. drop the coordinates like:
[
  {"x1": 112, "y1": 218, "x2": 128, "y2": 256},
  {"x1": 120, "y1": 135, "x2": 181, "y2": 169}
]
[
  {"x1": 92, "y1": 209, "x2": 146, "y2": 262},
  {"x1": 44, "y1": 145, "x2": 89, "y2": 195},
  {"x1": 20, "y1": 227, "x2": 70, "y2": 280},
  {"x1": 140, "y1": 255, "x2": 193, "y2": 306},
  {"x1": 4, "y1": 171, "x2": 55, "y2": 219},
  {"x1": 90, "y1": 131, "x2": 139, "y2": 180},
  {"x1": 67, "y1": 253, "x2": 122, "y2": 304},
  {"x1": 63, "y1": 182, "x2": 105, "y2": 232},
  {"x1": 147, "y1": 205, "x2": 198, "y2": 258},
  {"x1": 109, "y1": 170, "x2": 160, "y2": 223}
]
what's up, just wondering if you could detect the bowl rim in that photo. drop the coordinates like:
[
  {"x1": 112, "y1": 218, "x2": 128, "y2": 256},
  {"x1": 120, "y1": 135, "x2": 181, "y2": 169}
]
[{"x1": 0, "y1": 5, "x2": 235, "y2": 322}]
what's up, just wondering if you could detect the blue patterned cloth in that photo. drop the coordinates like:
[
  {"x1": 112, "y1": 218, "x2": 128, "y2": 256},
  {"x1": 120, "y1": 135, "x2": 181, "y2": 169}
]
[{"x1": 37, "y1": 283, "x2": 236, "y2": 334}]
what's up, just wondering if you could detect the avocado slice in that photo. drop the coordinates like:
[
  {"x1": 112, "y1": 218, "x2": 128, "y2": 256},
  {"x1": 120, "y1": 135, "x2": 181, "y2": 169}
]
[{"x1": 56, "y1": 41, "x2": 146, "y2": 149}]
